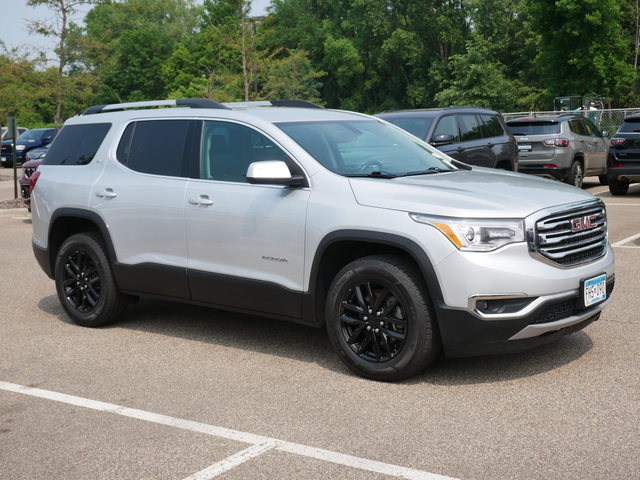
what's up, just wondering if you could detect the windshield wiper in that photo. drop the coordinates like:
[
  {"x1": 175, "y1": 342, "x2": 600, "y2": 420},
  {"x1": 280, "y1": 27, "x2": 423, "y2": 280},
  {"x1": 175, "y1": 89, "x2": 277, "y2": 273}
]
[
  {"x1": 402, "y1": 167, "x2": 455, "y2": 176},
  {"x1": 344, "y1": 170, "x2": 397, "y2": 178}
]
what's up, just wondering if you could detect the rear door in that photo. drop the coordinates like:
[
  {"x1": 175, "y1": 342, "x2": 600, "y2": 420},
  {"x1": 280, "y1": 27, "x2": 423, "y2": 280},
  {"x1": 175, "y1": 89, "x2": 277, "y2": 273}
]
[
  {"x1": 456, "y1": 114, "x2": 495, "y2": 167},
  {"x1": 90, "y1": 119, "x2": 196, "y2": 299}
]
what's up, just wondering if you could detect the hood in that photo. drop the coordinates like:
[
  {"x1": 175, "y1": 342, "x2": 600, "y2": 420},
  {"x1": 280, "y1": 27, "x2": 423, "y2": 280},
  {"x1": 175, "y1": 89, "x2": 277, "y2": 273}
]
[{"x1": 349, "y1": 168, "x2": 598, "y2": 218}]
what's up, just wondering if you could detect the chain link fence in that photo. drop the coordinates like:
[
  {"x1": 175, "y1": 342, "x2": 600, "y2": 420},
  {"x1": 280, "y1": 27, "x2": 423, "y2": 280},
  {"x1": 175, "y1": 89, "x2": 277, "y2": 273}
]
[{"x1": 502, "y1": 108, "x2": 640, "y2": 135}]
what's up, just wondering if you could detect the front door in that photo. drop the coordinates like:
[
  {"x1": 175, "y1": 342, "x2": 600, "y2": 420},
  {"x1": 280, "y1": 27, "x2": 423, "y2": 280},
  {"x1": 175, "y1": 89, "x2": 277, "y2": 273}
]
[{"x1": 185, "y1": 120, "x2": 310, "y2": 319}]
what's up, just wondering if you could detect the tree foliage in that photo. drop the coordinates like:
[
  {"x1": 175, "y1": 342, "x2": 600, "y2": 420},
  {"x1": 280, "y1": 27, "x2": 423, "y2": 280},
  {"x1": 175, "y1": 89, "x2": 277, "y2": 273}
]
[{"x1": 4, "y1": 0, "x2": 640, "y2": 128}]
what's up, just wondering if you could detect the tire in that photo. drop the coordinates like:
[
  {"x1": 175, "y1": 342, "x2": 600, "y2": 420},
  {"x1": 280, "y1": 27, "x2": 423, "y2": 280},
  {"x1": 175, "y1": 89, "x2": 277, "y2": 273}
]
[
  {"x1": 565, "y1": 160, "x2": 584, "y2": 188},
  {"x1": 608, "y1": 178, "x2": 629, "y2": 196},
  {"x1": 54, "y1": 232, "x2": 127, "y2": 327},
  {"x1": 325, "y1": 255, "x2": 441, "y2": 381},
  {"x1": 598, "y1": 174, "x2": 608, "y2": 185}
]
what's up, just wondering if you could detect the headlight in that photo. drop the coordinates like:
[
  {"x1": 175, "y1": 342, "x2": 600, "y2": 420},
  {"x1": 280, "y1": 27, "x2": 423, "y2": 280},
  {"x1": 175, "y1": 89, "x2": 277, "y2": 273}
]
[
  {"x1": 410, "y1": 214, "x2": 525, "y2": 252},
  {"x1": 16, "y1": 145, "x2": 26, "y2": 151}
]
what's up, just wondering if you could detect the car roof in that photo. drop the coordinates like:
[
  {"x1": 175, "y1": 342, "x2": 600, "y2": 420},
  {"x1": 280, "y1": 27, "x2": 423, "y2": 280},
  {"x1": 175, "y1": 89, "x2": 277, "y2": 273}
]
[
  {"x1": 376, "y1": 107, "x2": 499, "y2": 117},
  {"x1": 68, "y1": 99, "x2": 373, "y2": 126}
]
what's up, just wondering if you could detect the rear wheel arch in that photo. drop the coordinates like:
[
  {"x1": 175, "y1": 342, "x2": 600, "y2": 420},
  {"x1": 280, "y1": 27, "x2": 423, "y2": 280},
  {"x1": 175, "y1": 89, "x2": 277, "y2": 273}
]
[{"x1": 47, "y1": 209, "x2": 116, "y2": 276}]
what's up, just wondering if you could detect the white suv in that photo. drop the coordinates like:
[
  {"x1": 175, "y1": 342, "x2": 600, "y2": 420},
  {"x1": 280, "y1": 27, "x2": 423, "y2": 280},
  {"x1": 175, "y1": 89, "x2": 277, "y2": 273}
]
[{"x1": 31, "y1": 99, "x2": 615, "y2": 381}]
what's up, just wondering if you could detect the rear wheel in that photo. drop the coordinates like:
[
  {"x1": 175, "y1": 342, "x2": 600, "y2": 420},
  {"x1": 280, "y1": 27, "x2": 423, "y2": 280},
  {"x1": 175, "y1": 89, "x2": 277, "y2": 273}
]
[
  {"x1": 609, "y1": 178, "x2": 629, "y2": 196},
  {"x1": 565, "y1": 160, "x2": 584, "y2": 188},
  {"x1": 54, "y1": 232, "x2": 127, "y2": 327},
  {"x1": 325, "y1": 255, "x2": 440, "y2": 381}
]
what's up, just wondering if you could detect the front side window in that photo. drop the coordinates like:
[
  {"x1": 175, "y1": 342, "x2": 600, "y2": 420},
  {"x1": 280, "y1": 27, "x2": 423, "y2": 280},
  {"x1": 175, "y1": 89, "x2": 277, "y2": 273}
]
[
  {"x1": 116, "y1": 120, "x2": 195, "y2": 177},
  {"x1": 277, "y1": 119, "x2": 455, "y2": 176},
  {"x1": 432, "y1": 115, "x2": 459, "y2": 142},
  {"x1": 42, "y1": 124, "x2": 110, "y2": 166},
  {"x1": 569, "y1": 119, "x2": 588, "y2": 136},
  {"x1": 201, "y1": 121, "x2": 292, "y2": 183}
]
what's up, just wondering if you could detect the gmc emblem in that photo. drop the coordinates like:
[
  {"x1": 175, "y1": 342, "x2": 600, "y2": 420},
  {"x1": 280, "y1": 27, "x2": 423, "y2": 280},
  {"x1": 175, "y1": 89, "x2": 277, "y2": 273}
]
[{"x1": 571, "y1": 215, "x2": 597, "y2": 232}]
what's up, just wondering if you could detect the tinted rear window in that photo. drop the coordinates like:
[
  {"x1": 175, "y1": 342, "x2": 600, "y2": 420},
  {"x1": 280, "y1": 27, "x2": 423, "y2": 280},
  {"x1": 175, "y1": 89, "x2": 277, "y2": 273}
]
[
  {"x1": 618, "y1": 118, "x2": 640, "y2": 133},
  {"x1": 506, "y1": 122, "x2": 560, "y2": 135},
  {"x1": 42, "y1": 124, "x2": 111, "y2": 165}
]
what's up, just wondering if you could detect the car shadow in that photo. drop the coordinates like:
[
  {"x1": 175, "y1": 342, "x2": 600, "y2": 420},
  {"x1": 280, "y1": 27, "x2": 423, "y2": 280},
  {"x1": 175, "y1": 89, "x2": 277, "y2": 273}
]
[{"x1": 38, "y1": 295, "x2": 594, "y2": 385}]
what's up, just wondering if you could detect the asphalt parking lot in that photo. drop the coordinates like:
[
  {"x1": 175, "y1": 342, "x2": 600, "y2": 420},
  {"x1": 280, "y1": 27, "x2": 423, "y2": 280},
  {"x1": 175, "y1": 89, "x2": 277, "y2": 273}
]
[{"x1": 1, "y1": 172, "x2": 638, "y2": 480}]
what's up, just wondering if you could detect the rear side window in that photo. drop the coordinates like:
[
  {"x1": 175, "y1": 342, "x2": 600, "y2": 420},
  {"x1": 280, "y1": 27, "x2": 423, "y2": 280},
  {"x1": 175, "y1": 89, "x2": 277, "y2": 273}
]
[
  {"x1": 506, "y1": 122, "x2": 560, "y2": 135},
  {"x1": 480, "y1": 115, "x2": 505, "y2": 138},
  {"x1": 116, "y1": 120, "x2": 197, "y2": 177},
  {"x1": 42, "y1": 124, "x2": 111, "y2": 166},
  {"x1": 458, "y1": 115, "x2": 482, "y2": 141}
]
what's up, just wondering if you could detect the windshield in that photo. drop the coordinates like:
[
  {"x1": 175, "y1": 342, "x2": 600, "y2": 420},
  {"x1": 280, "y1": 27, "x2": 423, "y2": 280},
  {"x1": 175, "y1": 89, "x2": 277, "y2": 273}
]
[
  {"x1": 276, "y1": 119, "x2": 455, "y2": 176},
  {"x1": 18, "y1": 129, "x2": 49, "y2": 141}
]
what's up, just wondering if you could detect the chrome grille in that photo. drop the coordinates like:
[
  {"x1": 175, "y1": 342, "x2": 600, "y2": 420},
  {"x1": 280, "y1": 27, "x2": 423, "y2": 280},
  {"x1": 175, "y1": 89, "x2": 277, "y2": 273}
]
[
  {"x1": 532, "y1": 203, "x2": 607, "y2": 266},
  {"x1": 23, "y1": 167, "x2": 36, "y2": 179}
]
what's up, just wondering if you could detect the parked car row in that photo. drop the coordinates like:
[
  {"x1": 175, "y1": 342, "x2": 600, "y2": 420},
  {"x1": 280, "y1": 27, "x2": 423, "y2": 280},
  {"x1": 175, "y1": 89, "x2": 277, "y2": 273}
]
[{"x1": 1, "y1": 128, "x2": 57, "y2": 168}]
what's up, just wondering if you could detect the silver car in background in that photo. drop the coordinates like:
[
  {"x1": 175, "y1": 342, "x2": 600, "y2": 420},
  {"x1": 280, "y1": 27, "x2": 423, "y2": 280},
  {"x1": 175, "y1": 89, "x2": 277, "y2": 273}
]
[{"x1": 506, "y1": 114, "x2": 609, "y2": 188}]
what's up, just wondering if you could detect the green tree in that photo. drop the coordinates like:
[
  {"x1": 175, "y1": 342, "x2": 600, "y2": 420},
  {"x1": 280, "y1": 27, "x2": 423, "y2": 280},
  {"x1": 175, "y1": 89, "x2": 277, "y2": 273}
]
[
  {"x1": 27, "y1": 0, "x2": 102, "y2": 127},
  {"x1": 83, "y1": 0, "x2": 202, "y2": 103},
  {"x1": 527, "y1": 0, "x2": 633, "y2": 107}
]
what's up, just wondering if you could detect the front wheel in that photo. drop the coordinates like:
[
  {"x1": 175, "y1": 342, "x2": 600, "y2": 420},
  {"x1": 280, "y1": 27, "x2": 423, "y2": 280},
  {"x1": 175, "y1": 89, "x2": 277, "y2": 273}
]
[
  {"x1": 54, "y1": 232, "x2": 127, "y2": 327},
  {"x1": 565, "y1": 160, "x2": 584, "y2": 188},
  {"x1": 325, "y1": 255, "x2": 440, "y2": 381}
]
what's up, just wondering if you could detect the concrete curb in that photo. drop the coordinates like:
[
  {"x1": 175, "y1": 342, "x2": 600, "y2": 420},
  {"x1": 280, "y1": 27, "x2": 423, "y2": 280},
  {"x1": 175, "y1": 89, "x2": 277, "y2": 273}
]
[{"x1": 0, "y1": 208, "x2": 30, "y2": 218}]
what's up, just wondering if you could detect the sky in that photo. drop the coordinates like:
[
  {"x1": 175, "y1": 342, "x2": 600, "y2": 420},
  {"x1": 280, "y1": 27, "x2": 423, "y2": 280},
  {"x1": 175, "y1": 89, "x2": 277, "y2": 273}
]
[{"x1": 0, "y1": 0, "x2": 272, "y2": 53}]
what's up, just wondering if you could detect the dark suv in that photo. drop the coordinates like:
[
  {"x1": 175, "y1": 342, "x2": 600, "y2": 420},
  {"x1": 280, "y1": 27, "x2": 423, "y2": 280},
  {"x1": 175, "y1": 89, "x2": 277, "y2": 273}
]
[
  {"x1": 375, "y1": 107, "x2": 519, "y2": 170},
  {"x1": 605, "y1": 114, "x2": 640, "y2": 195},
  {"x1": 1, "y1": 128, "x2": 57, "y2": 168}
]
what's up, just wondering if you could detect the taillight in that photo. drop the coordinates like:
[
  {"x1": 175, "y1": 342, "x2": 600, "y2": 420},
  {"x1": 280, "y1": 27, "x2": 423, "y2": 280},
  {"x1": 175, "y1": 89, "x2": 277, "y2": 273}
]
[
  {"x1": 611, "y1": 163, "x2": 624, "y2": 168},
  {"x1": 610, "y1": 138, "x2": 627, "y2": 147},
  {"x1": 29, "y1": 170, "x2": 41, "y2": 194},
  {"x1": 543, "y1": 138, "x2": 570, "y2": 147}
]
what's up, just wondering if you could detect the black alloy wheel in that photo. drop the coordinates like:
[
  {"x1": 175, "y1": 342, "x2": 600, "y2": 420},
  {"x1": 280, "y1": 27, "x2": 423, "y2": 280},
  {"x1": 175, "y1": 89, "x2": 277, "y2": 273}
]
[
  {"x1": 54, "y1": 232, "x2": 127, "y2": 327},
  {"x1": 326, "y1": 255, "x2": 440, "y2": 381},
  {"x1": 339, "y1": 279, "x2": 408, "y2": 363}
]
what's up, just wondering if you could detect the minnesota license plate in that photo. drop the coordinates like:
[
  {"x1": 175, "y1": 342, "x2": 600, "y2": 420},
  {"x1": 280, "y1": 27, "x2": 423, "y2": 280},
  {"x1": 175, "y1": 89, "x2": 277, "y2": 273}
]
[{"x1": 583, "y1": 274, "x2": 607, "y2": 307}]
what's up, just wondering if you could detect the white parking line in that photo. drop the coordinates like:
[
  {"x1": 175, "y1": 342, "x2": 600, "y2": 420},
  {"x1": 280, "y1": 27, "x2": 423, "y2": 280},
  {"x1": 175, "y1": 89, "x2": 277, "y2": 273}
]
[
  {"x1": 182, "y1": 441, "x2": 281, "y2": 479},
  {"x1": 612, "y1": 232, "x2": 640, "y2": 248},
  {"x1": 0, "y1": 381, "x2": 459, "y2": 480}
]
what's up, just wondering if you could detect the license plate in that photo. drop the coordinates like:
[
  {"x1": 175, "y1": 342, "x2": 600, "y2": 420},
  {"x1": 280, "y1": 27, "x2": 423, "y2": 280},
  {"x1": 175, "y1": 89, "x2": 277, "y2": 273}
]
[
  {"x1": 518, "y1": 145, "x2": 532, "y2": 152},
  {"x1": 1, "y1": 157, "x2": 5, "y2": 162},
  {"x1": 583, "y1": 274, "x2": 607, "y2": 307}
]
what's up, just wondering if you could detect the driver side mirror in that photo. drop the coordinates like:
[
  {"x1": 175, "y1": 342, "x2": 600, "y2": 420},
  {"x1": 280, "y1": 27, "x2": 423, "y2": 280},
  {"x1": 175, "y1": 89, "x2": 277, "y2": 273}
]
[
  {"x1": 431, "y1": 134, "x2": 455, "y2": 147},
  {"x1": 246, "y1": 161, "x2": 305, "y2": 187}
]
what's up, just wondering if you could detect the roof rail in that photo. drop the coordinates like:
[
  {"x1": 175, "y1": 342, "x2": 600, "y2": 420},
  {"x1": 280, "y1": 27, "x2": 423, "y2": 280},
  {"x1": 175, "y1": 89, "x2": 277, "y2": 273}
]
[
  {"x1": 224, "y1": 100, "x2": 324, "y2": 109},
  {"x1": 82, "y1": 98, "x2": 230, "y2": 115}
]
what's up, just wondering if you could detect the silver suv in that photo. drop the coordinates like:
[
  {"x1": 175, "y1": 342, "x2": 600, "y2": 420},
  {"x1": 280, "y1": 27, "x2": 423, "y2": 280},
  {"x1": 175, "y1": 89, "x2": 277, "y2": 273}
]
[
  {"x1": 30, "y1": 99, "x2": 615, "y2": 381},
  {"x1": 506, "y1": 114, "x2": 609, "y2": 188}
]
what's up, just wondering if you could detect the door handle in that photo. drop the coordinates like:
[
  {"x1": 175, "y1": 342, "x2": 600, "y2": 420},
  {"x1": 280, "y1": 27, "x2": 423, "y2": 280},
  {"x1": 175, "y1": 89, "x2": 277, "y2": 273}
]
[
  {"x1": 95, "y1": 188, "x2": 117, "y2": 198},
  {"x1": 189, "y1": 195, "x2": 214, "y2": 206},
  {"x1": 456, "y1": 147, "x2": 466, "y2": 152}
]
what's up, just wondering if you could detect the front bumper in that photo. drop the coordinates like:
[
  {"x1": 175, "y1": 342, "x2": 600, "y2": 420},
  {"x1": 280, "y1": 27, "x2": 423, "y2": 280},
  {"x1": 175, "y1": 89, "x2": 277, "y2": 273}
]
[{"x1": 435, "y1": 275, "x2": 614, "y2": 357}]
